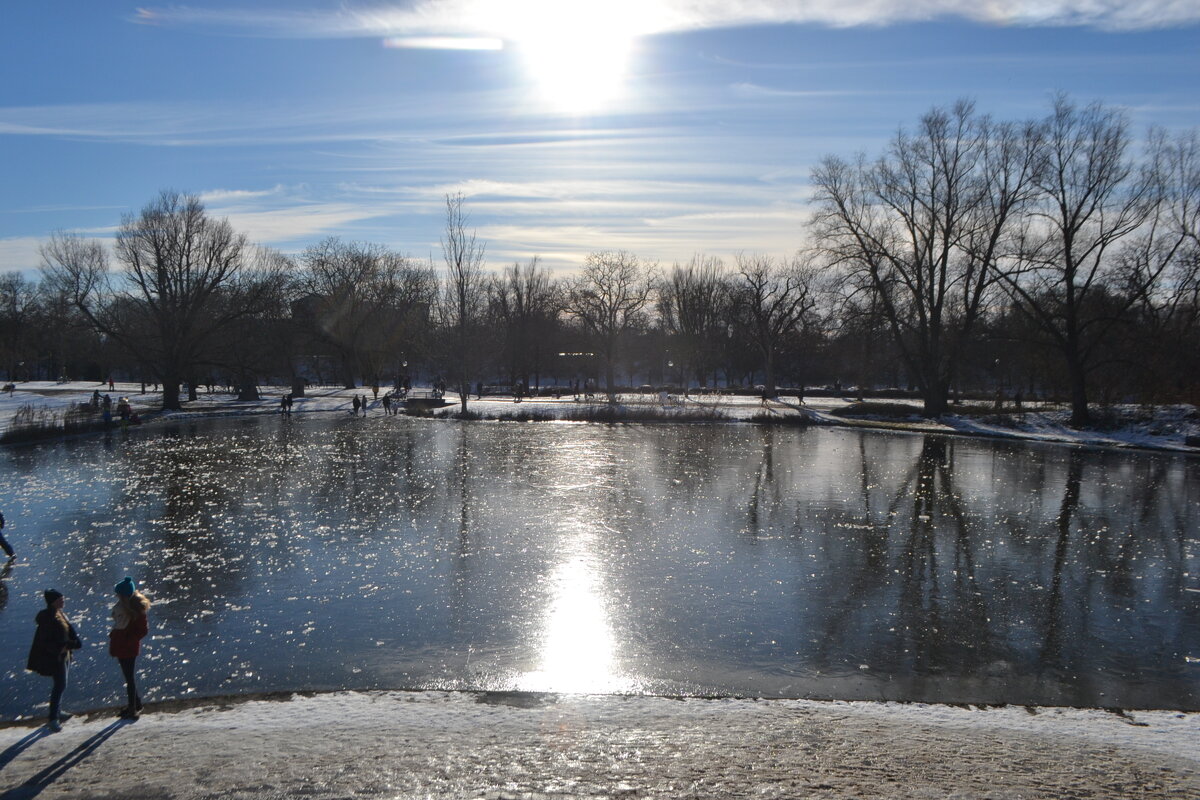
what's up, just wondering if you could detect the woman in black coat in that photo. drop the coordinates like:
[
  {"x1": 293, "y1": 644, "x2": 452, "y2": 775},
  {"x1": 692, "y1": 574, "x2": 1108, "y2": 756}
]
[{"x1": 27, "y1": 589, "x2": 82, "y2": 732}]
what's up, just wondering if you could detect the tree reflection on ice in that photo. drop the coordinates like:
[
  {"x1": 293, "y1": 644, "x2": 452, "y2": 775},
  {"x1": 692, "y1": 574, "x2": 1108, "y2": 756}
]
[{"x1": 0, "y1": 416, "x2": 1195, "y2": 720}]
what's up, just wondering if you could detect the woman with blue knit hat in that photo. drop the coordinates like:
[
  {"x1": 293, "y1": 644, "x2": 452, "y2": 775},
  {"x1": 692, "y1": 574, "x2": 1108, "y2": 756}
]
[{"x1": 109, "y1": 576, "x2": 151, "y2": 719}]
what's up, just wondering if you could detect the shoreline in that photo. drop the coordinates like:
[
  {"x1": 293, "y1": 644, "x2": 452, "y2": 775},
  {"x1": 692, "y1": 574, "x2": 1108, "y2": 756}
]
[
  {"x1": 3, "y1": 381, "x2": 1197, "y2": 455},
  {"x1": 3, "y1": 686, "x2": 1196, "y2": 730},
  {"x1": 0, "y1": 690, "x2": 1195, "y2": 798}
]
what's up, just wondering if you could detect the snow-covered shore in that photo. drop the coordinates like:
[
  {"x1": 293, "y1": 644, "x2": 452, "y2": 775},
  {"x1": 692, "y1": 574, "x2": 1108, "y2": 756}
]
[
  {"x1": 2, "y1": 380, "x2": 1198, "y2": 453},
  {"x1": 0, "y1": 690, "x2": 1196, "y2": 799}
]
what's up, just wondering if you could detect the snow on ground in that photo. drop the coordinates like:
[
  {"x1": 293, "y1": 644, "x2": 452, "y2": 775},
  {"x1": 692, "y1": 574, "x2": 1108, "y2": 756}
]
[
  {"x1": 0, "y1": 691, "x2": 1195, "y2": 799},
  {"x1": 2, "y1": 380, "x2": 1198, "y2": 453}
]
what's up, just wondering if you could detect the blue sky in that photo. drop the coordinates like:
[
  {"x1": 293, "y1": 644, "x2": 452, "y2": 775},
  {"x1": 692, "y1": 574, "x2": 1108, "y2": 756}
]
[{"x1": 2, "y1": 1, "x2": 1198, "y2": 275}]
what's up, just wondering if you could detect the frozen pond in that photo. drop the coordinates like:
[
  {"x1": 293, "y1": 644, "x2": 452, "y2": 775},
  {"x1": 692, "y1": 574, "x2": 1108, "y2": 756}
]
[{"x1": 0, "y1": 416, "x2": 1197, "y2": 718}]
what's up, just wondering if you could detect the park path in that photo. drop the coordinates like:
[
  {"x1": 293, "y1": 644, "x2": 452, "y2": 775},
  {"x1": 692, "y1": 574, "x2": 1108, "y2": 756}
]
[{"x1": 0, "y1": 691, "x2": 1196, "y2": 799}]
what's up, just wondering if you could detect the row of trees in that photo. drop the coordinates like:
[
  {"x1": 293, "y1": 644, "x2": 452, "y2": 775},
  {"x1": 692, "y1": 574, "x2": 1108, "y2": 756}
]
[
  {"x1": 3, "y1": 96, "x2": 1197, "y2": 423},
  {"x1": 811, "y1": 95, "x2": 1199, "y2": 424}
]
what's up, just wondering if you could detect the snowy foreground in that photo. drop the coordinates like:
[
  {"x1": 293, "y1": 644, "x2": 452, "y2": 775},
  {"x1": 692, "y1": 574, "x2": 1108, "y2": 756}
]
[
  {"x1": 0, "y1": 691, "x2": 1196, "y2": 799},
  {"x1": 2, "y1": 380, "x2": 1198, "y2": 452}
]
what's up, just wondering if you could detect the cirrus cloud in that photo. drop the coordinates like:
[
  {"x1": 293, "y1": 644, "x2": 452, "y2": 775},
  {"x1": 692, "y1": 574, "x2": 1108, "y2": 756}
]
[{"x1": 132, "y1": 0, "x2": 1200, "y2": 40}]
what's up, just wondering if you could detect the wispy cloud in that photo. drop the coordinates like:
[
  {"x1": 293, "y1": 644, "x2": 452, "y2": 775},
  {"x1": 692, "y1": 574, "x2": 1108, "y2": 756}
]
[
  {"x1": 0, "y1": 95, "x2": 515, "y2": 146},
  {"x1": 198, "y1": 186, "x2": 289, "y2": 205},
  {"x1": 207, "y1": 201, "x2": 393, "y2": 248},
  {"x1": 132, "y1": 1, "x2": 1200, "y2": 39},
  {"x1": 383, "y1": 36, "x2": 503, "y2": 50},
  {"x1": 2, "y1": 204, "x2": 127, "y2": 215},
  {"x1": 0, "y1": 236, "x2": 47, "y2": 272},
  {"x1": 730, "y1": 83, "x2": 871, "y2": 99},
  {"x1": 180, "y1": 172, "x2": 810, "y2": 270}
]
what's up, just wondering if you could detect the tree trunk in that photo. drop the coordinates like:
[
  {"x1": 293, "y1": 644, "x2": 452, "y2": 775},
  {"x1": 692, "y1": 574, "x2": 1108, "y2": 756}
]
[
  {"x1": 922, "y1": 386, "x2": 948, "y2": 418},
  {"x1": 161, "y1": 378, "x2": 181, "y2": 410},
  {"x1": 237, "y1": 381, "x2": 259, "y2": 401},
  {"x1": 1067, "y1": 358, "x2": 1091, "y2": 427},
  {"x1": 763, "y1": 352, "x2": 777, "y2": 399}
]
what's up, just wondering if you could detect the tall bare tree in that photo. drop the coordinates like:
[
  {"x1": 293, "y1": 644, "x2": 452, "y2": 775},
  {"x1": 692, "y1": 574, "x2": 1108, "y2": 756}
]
[
  {"x1": 811, "y1": 101, "x2": 1040, "y2": 416},
  {"x1": 440, "y1": 192, "x2": 487, "y2": 412},
  {"x1": 488, "y1": 257, "x2": 559, "y2": 392},
  {"x1": 0, "y1": 272, "x2": 39, "y2": 380},
  {"x1": 1117, "y1": 128, "x2": 1200, "y2": 401},
  {"x1": 40, "y1": 191, "x2": 279, "y2": 410},
  {"x1": 996, "y1": 95, "x2": 1157, "y2": 425},
  {"x1": 564, "y1": 250, "x2": 654, "y2": 400},
  {"x1": 209, "y1": 247, "x2": 295, "y2": 400},
  {"x1": 732, "y1": 252, "x2": 820, "y2": 398},
  {"x1": 657, "y1": 254, "x2": 730, "y2": 389},
  {"x1": 299, "y1": 237, "x2": 434, "y2": 389}
]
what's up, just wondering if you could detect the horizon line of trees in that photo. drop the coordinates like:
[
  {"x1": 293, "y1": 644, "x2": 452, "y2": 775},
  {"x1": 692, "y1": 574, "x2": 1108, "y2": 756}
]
[{"x1": 3, "y1": 95, "x2": 1197, "y2": 423}]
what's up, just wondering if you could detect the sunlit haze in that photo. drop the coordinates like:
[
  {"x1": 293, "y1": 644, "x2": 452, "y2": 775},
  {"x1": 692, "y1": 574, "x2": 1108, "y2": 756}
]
[{"x1": 512, "y1": 4, "x2": 638, "y2": 114}]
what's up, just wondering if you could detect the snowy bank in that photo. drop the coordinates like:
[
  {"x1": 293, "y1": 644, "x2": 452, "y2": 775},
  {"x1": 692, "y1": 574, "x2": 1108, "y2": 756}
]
[
  {"x1": 2, "y1": 381, "x2": 1198, "y2": 454},
  {"x1": 0, "y1": 691, "x2": 1196, "y2": 799}
]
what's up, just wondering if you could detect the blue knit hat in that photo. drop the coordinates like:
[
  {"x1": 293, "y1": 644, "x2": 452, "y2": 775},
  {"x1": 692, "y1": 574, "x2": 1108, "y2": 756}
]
[{"x1": 114, "y1": 576, "x2": 135, "y2": 597}]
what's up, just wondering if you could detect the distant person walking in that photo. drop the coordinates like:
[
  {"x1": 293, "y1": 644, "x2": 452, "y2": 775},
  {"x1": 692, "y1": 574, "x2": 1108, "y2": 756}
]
[
  {"x1": 109, "y1": 576, "x2": 150, "y2": 719},
  {"x1": 352, "y1": 395, "x2": 361, "y2": 415},
  {"x1": 26, "y1": 589, "x2": 82, "y2": 732},
  {"x1": 0, "y1": 509, "x2": 12, "y2": 559}
]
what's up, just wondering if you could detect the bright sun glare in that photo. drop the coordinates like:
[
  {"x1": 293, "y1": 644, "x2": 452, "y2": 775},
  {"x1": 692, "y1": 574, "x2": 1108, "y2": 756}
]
[{"x1": 508, "y1": 2, "x2": 638, "y2": 114}]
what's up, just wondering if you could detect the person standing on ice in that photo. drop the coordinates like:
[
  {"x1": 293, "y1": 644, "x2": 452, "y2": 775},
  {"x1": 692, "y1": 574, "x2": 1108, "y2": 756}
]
[
  {"x1": 352, "y1": 395, "x2": 361, "y2": 415},
  {"x1": 26, "y1": 589, "x2": 82, "y2": 732},
  {"x1": 0, "y1": 509, "x2": 13, "y2": 559},
  {"x1": 109, "y1": 576, "x2": 150, "y2": 719}
]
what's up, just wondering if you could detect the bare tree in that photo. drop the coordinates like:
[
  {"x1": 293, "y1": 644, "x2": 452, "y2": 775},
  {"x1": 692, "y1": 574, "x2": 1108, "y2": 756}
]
[
  {"x1": 40, "y1": 191, "x2": 277, "y2": 410},
  {"x1": 657, "y1": 254, "x2": 730, "y2": 389},
  {"x1": 811, "y1": 101, "x2": 1040, "y2": 416},
  {"x1": 1119, "y1": 128, "x2": 1200, "y2": 401},
  {"x1": 564, "y1": 250, "x2": 654, "y2": 401},
  {"x1": 208, "y1": 247, "x2": 296, "y2": 400},
  {"x1": 996, "y1": 95, "x2": 1157, "y2": 425},
  {"x1": 488, "y1": 257, "x2": 560, "y2": 392},
  {"x1": 0, "y1": 272, "x2": 39, "y2": 380},
  {"x1": 732, "y1": 252, "x2": 820, "y2": 398},
  {"x1": 299, "y1": 237, "x2": 433, "y2": 389},
  {"x1": 440, "y1": 192, "x2": 487, "y2": 412}
]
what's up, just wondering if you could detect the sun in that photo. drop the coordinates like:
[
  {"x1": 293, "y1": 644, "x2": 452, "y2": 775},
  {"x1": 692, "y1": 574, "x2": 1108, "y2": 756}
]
[{"x1": 507, "y1": 3, "x2": 638, "y2": 114}]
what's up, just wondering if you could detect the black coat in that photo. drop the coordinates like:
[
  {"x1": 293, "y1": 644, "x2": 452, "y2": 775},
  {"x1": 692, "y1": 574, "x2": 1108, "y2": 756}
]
[{"x1": 26, "y1": 608, "x2": 81, "y2": 676}]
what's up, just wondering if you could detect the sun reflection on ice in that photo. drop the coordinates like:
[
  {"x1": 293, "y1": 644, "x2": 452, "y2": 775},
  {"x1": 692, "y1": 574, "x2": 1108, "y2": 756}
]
[{"x1": 517, "y1": 550, "x2": 632, "y2": 694}]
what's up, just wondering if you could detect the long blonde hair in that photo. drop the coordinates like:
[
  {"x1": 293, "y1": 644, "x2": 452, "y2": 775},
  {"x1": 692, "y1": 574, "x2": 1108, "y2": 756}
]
[{"x1": 112, "y1": 591, "x2": 151, "y2": 626}]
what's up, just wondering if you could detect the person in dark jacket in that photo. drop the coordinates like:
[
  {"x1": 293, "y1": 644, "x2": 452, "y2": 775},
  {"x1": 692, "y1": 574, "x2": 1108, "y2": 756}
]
[
  {"x1": 109, "y1": 576, "x2": 151, "y2": 719},
  {"x1": 0, "y1": 509, "x2": 13, "y2": 558},
  {"x1": 27, "y1": 589, "x2": 82, "y2": 732}
]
